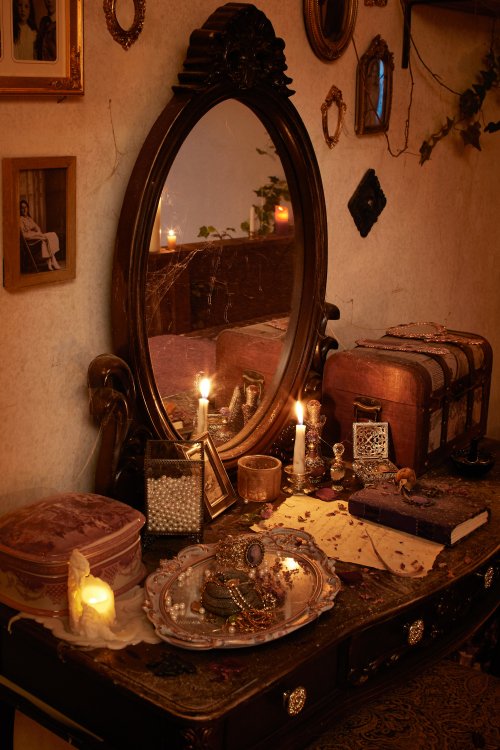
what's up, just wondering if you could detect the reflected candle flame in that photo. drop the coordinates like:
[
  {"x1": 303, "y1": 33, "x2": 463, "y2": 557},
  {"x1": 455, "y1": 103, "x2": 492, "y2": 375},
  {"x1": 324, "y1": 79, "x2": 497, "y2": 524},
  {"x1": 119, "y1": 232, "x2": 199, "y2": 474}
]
[{"x1": 200, "y1": 377, "x2": 211, "y2": 399}]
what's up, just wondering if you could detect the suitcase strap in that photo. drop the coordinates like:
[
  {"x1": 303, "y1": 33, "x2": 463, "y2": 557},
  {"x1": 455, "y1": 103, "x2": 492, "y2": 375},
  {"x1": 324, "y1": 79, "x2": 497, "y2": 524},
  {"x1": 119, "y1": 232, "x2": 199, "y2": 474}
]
[{"x1": 355, "y1": 339, "x2": 451, "y2": 356}]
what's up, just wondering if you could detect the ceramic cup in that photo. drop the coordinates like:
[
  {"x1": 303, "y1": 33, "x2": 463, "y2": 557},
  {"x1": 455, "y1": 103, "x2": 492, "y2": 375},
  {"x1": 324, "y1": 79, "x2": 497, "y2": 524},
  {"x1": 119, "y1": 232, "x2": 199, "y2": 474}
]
[{"x1": 237, "y1": 455, "x2": 282, "y2": 502}]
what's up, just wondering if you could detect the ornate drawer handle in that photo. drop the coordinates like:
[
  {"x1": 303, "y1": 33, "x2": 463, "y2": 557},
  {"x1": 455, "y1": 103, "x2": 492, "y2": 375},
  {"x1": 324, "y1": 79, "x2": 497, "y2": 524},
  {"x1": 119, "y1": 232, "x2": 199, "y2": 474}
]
[
  {"x1": 406, "y1": 618, "x2": 425, "y2": 646},
  {"x1": 283, "y1": 686, "x2": 307, "y2": 716},
  {"x1": 483, "y1": 566, "x2": 495, "y2": 589}
]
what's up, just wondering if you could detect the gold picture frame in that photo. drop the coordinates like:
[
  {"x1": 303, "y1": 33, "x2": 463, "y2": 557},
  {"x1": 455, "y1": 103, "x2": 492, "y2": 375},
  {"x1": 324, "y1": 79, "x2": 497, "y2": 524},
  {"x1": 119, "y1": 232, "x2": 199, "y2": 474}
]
[
  {"x1": 185, "y1": 433, "x2": 238, "y2": 521},
  {"x1": 3, "y1": 156, "x2": 76, "y2": 290},
  {"x1": 0, "y1": 0, "x2": 83, "y2": 95}
]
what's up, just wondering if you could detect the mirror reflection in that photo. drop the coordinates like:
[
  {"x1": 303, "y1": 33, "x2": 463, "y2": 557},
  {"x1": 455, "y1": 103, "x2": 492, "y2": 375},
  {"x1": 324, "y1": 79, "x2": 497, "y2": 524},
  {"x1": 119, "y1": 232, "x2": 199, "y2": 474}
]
[{"x1": 146, "y1": 100, "x2": 295, "y2": 448}]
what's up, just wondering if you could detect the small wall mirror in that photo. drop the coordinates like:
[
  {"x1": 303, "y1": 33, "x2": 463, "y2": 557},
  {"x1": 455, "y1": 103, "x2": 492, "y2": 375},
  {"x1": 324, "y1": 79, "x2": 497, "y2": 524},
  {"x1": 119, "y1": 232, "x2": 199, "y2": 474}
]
[
  {"x1": 355, "y1": 36, "x2": 394, "y2": 135},
  {"x1": 304, "y1": 0, "x2": 358, "y2": 61}
]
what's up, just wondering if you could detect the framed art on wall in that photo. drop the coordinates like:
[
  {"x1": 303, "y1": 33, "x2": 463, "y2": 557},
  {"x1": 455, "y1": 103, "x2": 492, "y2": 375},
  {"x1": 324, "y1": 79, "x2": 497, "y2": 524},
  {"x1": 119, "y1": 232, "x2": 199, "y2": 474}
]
[
  {"x1": 2, "y1": 155, "x2": 76, "y2": 290},
  {"x1": 0, "y1": 0, "x2": 83, "y2": 95}
]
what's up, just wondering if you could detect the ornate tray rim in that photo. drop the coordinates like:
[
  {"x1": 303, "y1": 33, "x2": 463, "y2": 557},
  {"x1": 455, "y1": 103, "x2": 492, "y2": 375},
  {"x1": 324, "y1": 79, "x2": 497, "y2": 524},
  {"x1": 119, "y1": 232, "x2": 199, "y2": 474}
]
[{"x1": 144, "y1": 527, "x2": 340, "y2": 650}]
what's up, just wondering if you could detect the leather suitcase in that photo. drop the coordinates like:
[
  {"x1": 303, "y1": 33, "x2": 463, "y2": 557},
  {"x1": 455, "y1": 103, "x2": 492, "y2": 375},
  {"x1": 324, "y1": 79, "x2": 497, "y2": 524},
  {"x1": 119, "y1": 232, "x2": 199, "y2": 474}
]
[{"x1": 322, "y1": 325, "x2": 492, "y2": 476}]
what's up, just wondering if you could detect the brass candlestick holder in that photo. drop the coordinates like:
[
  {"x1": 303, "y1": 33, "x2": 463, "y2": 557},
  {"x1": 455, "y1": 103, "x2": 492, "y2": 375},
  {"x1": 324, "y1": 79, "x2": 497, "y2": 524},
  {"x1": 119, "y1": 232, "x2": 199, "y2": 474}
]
[
  {"x1": 283, "y1": 465, "x2": 313, "y2": 495},
  {"x1": 305, "y1": 399, "x2": 327, "y2": 484}
]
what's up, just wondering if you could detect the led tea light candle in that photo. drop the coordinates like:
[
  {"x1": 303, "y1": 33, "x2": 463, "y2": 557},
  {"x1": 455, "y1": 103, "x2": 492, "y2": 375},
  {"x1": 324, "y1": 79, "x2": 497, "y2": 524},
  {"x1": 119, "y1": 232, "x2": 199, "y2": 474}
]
[
  {"x1": 196, "y1": 377, "x2": 210, "y2": 435},
  {"x1": 80, "y1": 579, "x2": 116, "y2": 625},
  {"x1": 167, "y1": 228, "x2": 177, "y2": 249},
  {"x1": 292, "y1": 401, "x2": 306, "y2": 475},
  {"x1": 68, "y1": 549, "x2": 116, "y2": 638}
]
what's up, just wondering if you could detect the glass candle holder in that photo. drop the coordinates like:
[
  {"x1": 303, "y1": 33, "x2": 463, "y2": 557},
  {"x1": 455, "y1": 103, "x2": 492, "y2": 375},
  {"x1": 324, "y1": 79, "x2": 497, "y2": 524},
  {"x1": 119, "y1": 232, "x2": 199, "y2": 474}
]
[{"x1": 237, "y1": 455, "x2": 282, "y2": 502}]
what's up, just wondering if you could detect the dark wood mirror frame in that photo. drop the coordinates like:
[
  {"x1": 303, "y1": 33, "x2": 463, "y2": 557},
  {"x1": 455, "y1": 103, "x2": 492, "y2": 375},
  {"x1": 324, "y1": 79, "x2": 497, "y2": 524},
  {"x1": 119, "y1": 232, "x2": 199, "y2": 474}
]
[
  {"x1": 303, "y1": 0, "x2": 358, "y2": 61},
  {"x1": 88, "y1": 3, "x2": 337, "y2": 506}
]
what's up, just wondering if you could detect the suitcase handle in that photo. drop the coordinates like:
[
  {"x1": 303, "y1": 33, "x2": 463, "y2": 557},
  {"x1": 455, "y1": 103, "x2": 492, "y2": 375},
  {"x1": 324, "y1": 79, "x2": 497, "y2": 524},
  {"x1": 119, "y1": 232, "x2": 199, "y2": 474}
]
[{"x1": 353, "y1": 398, "x2": 382, "y2": 422}]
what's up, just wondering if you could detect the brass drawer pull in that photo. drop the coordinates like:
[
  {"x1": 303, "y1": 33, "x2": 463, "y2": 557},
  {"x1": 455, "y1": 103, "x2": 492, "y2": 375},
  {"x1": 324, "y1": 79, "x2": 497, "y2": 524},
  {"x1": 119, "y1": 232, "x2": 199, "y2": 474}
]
[
  {"x1": 283, "y1": 686, "x2": 307, "y2": 716},
  {"x1": 483, "y1": 566, "x2": 495, "y2": 589},
  {"x1": 406, "y1": 618, "x2": 425, "y2": 646}
]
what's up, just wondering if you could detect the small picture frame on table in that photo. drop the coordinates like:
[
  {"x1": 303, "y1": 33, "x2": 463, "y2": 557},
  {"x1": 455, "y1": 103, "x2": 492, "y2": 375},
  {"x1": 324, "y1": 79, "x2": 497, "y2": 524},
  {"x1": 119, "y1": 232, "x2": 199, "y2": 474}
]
[
  {"x1": 0, "y1": 0, "x2": 83, "y2": 96},
  {"x1": 2, "y1": 155, "x2": 76, "y2": 290},
  {"x1": 185, "y1": 433, "x2": 238, "y2": 521}
]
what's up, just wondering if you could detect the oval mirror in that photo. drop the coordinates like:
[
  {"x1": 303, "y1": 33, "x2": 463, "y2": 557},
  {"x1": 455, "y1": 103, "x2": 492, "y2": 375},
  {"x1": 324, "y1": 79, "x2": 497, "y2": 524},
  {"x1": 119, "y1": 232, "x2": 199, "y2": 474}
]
[
  {"x1": 146, "y1": 100, "x2": 295, "y2": 452},
  {"x1": 304, "y1": 0, "x2": 358, "y2": 61},
  {"x1": 99, "y1": 3, "x2": 328, "y2": 484}
]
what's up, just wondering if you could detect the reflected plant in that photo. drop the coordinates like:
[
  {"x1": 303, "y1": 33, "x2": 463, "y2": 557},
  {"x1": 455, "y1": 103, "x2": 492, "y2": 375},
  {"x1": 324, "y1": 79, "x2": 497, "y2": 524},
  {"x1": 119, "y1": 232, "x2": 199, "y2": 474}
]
[{"x1": 198, "y1": 226, "x2": 235, "y2": 240}]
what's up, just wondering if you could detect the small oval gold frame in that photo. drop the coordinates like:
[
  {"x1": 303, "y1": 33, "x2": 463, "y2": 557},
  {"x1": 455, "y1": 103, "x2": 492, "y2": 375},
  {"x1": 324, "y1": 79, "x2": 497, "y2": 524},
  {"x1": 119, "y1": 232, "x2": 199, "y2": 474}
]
[
  {"x1": 103, "y1": 0, "x2": 146, "y2": 51},
  {"x1": 321, "y1": 85, "x2": 346, "y2": 149}
]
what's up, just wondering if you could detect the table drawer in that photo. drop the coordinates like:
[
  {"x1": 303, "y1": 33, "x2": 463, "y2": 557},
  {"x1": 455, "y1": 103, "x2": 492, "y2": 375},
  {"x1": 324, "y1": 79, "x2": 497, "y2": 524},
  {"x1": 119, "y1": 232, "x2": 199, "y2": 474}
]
[
  {"x1": 347, "y1": 558, "x2": 499, "y2": 686},
  {"x1": 225, "y1": 643, "x2": 338, "y2": 750}
]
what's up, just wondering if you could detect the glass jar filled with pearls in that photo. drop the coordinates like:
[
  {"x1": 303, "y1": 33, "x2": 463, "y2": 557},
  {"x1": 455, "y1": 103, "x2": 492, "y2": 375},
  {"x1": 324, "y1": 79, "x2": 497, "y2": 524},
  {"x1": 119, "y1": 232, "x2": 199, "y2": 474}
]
[{"x1": 145, "y1": 440, "x2": 205, "y2": 542}]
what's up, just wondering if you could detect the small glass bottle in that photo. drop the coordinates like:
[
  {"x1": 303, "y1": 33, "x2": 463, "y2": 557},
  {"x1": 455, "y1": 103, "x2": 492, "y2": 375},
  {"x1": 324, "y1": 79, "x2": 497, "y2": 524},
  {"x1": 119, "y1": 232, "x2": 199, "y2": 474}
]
[{"x1": 330, "y1": 443, "x2": 346, "y2": 491}]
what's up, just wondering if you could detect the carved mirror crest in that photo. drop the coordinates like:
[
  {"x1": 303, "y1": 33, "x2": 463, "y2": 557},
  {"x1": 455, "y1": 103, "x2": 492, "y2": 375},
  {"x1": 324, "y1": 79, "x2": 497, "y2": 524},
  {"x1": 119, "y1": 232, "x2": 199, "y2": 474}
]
[
  {"x1": 355, "y1": 35, "x2": 394, "y2": 135},
  {"x1": 303, "y1": 0, "x2": 358, "y2": 61},
  {"x1": 89, "y1": 4, "x2": 333, "y2": 503}
]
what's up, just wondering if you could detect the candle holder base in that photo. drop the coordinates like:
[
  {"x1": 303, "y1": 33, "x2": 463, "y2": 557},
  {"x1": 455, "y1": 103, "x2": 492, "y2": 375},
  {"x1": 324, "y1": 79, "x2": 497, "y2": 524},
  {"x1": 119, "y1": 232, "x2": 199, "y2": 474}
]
[{"x1": 283, "y1": 465, "x2": 314, "y2": 495}]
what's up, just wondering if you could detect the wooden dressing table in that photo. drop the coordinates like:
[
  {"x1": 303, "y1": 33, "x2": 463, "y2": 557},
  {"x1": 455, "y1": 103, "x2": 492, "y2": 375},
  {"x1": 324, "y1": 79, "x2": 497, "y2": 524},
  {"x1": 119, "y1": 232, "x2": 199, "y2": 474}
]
[{"x1": 0, "y1": 443, "x2": 498, "y2": 750}]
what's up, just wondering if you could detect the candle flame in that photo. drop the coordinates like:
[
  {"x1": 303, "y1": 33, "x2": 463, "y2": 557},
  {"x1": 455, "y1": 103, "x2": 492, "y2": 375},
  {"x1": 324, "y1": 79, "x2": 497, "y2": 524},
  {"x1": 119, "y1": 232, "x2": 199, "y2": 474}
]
[
  {"x1": 200, "y1": 377, "x2": 211, "y2": 399},
  {"x1": 295, "y1": 401, "x2": 303, "y2": 424},
  {"x1": 167, "y1": 228, "x2": 176, "y2": 237}
]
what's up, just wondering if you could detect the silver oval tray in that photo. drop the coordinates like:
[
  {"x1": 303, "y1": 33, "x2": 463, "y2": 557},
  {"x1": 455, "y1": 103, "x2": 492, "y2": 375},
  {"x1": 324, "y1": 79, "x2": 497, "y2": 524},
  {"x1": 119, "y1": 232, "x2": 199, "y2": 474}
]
[{"x1": 144, "y1": 527, "x2": 340, "y2": 649}]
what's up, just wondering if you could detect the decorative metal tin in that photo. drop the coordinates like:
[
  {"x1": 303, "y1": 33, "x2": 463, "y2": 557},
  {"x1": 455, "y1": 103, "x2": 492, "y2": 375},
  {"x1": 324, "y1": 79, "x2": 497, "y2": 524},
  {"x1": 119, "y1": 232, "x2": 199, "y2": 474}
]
[
  {"x1": 0, "y1": 493, "x2": 146, "y2": 616},
  {"x1": 352, "y1": 422, "x2": 398, "y2": 485}
]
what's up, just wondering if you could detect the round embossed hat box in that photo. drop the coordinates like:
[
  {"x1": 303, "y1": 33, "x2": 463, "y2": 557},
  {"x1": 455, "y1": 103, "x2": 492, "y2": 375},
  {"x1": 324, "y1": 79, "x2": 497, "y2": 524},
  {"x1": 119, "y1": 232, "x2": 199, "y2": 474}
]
[{"x1": 0, "y1": 493, "x2": 146, "y2": 616}]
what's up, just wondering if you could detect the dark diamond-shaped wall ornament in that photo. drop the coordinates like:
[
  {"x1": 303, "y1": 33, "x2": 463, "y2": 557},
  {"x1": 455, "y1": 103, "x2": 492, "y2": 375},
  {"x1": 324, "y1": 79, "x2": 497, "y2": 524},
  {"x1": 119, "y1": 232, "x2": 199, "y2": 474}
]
[{"x1": 348, "y1": 169, "x2": 387, "y2": 237}]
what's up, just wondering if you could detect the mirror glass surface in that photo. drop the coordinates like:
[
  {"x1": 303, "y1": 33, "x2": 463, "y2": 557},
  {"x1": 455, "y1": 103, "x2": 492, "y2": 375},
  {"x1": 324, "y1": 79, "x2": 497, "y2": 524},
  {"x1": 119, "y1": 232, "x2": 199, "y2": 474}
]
[{"x1": 146, "y1": 100, "x2": 295, "y2": 448}]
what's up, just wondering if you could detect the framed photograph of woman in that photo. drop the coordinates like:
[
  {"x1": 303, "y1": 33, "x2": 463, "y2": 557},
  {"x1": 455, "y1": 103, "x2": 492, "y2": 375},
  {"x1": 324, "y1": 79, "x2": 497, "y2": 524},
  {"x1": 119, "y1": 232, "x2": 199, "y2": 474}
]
[
  {"x1": 0, "y1": 0, "x2": 83, "y2": 95},
  {"x1": 2, "y1": 155, "x2": 76, "y2": 290}
]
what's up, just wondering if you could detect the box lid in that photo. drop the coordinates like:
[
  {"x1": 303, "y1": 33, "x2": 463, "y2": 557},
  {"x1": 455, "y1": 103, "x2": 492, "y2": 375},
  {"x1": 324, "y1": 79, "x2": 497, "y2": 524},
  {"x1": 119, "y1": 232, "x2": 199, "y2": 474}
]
[
  {"x1": 0, "y1": 493, "x2": 145, "y2": 565},
  {"x1": 353, "y1": 422, "x2": 390, "y2": 460}
]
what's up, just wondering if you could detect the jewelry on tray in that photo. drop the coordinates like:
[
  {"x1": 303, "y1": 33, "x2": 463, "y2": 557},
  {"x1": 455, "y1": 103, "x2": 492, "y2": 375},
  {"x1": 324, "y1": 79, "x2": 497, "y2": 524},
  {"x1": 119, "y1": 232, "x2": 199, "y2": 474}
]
[{"x1": 215, "y1": 534, "x2": 265, "y2": 571}]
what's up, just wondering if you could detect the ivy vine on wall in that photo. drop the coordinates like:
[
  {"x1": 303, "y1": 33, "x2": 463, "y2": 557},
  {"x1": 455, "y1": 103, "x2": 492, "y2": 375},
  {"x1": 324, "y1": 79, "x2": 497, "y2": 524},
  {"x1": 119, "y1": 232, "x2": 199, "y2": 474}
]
[{"x1": 419, "y1": 42, "x2": 500, "y2": 165}]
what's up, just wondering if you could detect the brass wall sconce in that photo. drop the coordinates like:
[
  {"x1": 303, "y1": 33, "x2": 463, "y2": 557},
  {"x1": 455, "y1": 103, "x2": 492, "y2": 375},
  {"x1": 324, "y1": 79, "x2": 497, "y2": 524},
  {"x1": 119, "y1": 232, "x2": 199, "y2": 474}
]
[
  {"x1": 103, "y1": 0, "x2": 146, "y2": 50},
  {"x1": 355, "y1": 36, "x2": 394, "y2": 136},
  {"x1": 321, "y1": 85, "x2": 346, "y2": 148}
]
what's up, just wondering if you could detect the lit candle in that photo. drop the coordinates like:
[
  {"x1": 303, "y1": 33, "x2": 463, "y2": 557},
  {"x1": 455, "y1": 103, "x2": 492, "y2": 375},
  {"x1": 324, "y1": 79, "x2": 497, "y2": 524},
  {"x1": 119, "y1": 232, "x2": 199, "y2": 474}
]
[
  {"x1": 149, "y1": 198, "x2": 161, "y2": 252},
  {"x1": 167, "y1": 228, "x2": 177, "y2": 249},
  {"x1": 196, "y1": 377, "x2": 210, "y2": 435},
  {"x1": 67, "y1": 549, "x2": 116, "y2": 638},
  {"x1": 293, "y1": 401, "x2": 306, "y2": 475},
  {"x1": 275, "y1": 205, "x2": 288, "y2": 222},
  {"x1": 249, "y1": 206, "x2": 256, "y2": 235},
  {"x1": 80, "y1": 579, "x2": 116, "y2": 626}
]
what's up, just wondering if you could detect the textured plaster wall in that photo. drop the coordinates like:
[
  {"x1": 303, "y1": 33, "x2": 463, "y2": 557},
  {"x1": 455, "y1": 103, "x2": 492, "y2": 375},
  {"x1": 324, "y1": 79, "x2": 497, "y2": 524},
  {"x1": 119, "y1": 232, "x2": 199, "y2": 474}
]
[{"x1": 0, "y1": 3, "x2": 499, "y2": 504}]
